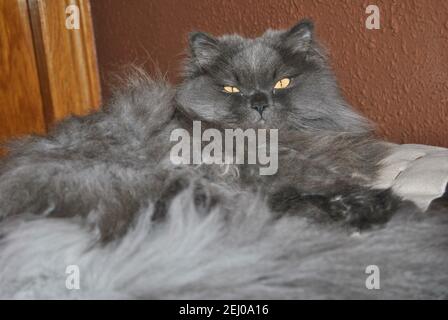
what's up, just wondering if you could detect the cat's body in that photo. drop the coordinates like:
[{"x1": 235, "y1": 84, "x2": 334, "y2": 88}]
[
  {"x1": 0, "y1": 75, "x2": 394, "y2": 240},
  {"x1": 0, "y1": 20, "x2": 447, "y2": 299}
]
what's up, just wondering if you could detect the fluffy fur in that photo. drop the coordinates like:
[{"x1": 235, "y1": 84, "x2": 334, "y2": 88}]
[
  {"x1": 1, "y1": 188, "x2": 447, "y2": 299},
  {"x1": 0, "y1": 20, "x2": 447, "y2": 299}
]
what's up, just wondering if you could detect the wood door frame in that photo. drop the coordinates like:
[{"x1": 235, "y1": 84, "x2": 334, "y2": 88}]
[{"x1": 27, "y1": 0, "x2": 101, "y2": 126}]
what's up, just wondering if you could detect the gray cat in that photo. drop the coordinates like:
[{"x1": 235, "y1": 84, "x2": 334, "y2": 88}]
[{"x1": 0, "y1": 20, "x2": 447, "y2": 299}]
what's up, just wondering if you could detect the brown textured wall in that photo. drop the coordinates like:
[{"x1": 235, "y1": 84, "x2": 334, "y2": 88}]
[{"x1": 91, "y1": 0, "x2": 448, "y2": 147}]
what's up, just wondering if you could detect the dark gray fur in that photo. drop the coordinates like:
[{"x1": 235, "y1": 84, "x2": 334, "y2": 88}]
[{"x1": 0, "y1": 20, "x2": 446, "y2": 298}]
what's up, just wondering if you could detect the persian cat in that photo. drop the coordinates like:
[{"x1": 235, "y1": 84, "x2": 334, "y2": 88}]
[{"x1": 0, "y1": 20, "x2": 446, "y2": 299}]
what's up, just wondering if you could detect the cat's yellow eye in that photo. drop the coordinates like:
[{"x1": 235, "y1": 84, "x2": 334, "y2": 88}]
[
  {"x1": 223, "y1": 86, "x2": 240, "y2": 93},
  {"x1": 274, "y1": 78, "x2": 291, "y2": 90}
]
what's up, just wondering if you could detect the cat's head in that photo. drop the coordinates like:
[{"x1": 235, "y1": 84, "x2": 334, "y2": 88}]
[{"x1": 176, "y1": 19, "x2": 371, "y2": 133}]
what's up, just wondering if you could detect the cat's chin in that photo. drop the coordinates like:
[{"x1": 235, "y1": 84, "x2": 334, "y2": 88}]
[
  {"x1": 253, "y1": 119, "x2": 271, "y2": 129},
  {"x1": 226, "y1": 118, "x2": 275, "y2": 130},
  {"x1": 256, "y1": 119, "x2": 266, "y2": 126}
]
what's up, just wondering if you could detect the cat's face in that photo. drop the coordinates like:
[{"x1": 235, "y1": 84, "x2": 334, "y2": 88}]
[{"x1": 176, "y1": 19, "x2": 370, "y2": 133}]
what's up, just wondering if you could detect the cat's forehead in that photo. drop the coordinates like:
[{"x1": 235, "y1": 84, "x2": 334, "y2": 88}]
[
  {"x1": 219, "y1": 35, "x2": 282, "y2": 77},
  {"x1": 236, "y1": 42, "x2": 279, "y2": 70}
]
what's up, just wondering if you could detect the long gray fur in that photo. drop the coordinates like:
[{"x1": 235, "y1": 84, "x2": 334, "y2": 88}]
[{"x1": 0, "y1": 20, "x2": 446, "y2": 299}]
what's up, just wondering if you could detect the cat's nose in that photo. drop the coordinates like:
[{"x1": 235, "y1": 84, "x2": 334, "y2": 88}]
[
  {"x1": 250, "y1": 92, "x2": 269, "y2": 116},
  {"x1": 251, "y1": 104, "x2": 268, "y2": 116}
]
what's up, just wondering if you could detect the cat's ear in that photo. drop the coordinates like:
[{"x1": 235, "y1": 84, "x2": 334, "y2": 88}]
[
  {"x1": 189, "y1": 32, "x2": 220, "y2": 67},
  {"x1": 282, "y1": 19, "x2": 314, "y2": 53}
]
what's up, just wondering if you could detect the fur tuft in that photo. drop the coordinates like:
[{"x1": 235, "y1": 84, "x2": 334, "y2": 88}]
[{"x1": 0, "y1": 188, "x2": 447, "y2": 299}]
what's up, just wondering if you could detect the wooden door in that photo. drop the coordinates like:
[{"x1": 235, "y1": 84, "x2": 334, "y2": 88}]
[{"x1": 0, "y1": 0, "x2": 101, "y2": 156}]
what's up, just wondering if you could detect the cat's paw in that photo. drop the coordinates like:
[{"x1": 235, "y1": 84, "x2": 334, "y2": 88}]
[
  {"x1": 269, "y1": 185, "x2": 401, "y2": 230},
  {"x1": 152, "y1": 174, "x2": 220, "y2": 222},
  {"x1": 325, "y1": 187, "x2": 400, "y2": 229}
]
